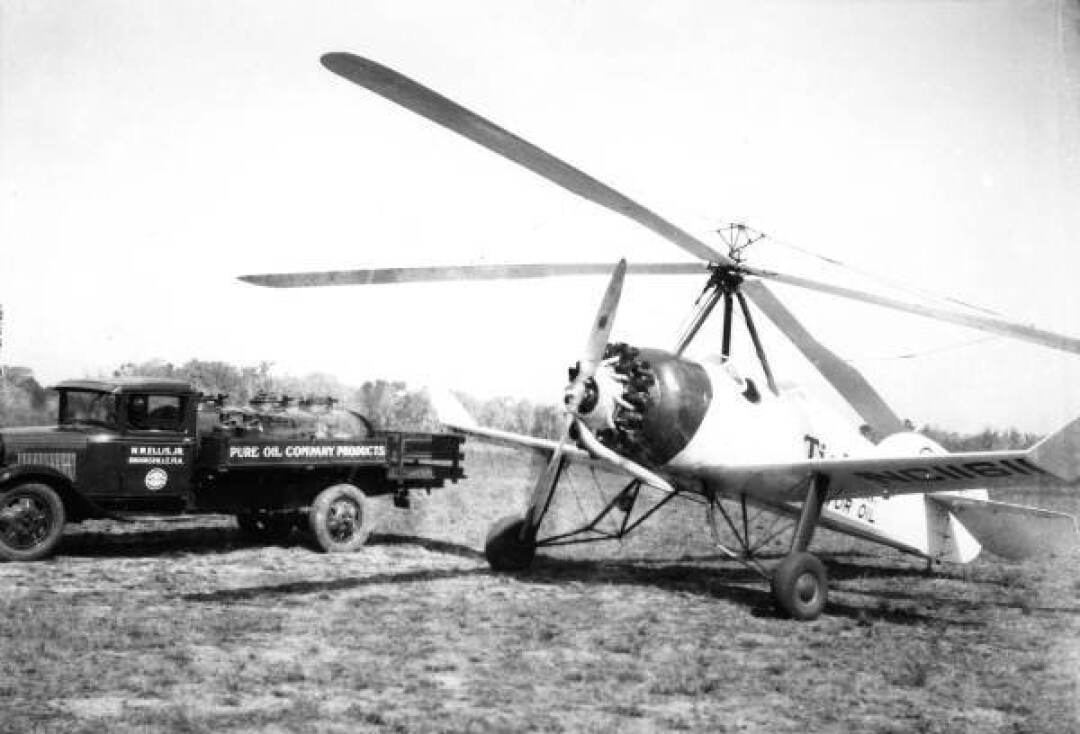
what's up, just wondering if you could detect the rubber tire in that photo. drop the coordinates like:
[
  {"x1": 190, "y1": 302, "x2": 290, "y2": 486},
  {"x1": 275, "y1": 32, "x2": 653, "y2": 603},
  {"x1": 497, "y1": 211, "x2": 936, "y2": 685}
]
[
  {"x1": 0, "y1": 482, "x2": 66, "y2": 562},
  {"x1": 307, "y1": 484, "x2": 371, "y2": 553},
  {"x1": 484, "y1": 515, "x2": 536, "y2": 572},
  {"x1": 770, "y1": 551, "x2": 828, "y2": 620},
  {"x1": 236, "y1": 512, "x2": 295, "y2": 543}
]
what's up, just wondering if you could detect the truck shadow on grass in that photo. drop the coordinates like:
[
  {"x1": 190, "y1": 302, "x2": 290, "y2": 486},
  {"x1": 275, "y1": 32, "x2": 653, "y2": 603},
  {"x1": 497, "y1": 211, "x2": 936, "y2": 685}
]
[
  {"x1": 55, "y1": 526, "x2": 488, "y2": 560},
  {"x1": 57, "y1": 525, "x2": 296, "y2": 558}
]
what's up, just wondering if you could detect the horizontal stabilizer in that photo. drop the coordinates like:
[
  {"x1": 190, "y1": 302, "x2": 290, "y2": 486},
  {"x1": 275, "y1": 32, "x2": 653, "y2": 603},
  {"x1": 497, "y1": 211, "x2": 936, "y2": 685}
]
[{"x1": 929, "y1": 495, "x2": 1079, "y2": 560}]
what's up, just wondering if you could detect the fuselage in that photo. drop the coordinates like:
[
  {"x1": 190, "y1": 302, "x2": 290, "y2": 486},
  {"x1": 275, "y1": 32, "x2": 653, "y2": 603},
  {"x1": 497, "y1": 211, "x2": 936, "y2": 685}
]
[
  {"x1": 586, "y1": 346, "x2": 858, "y2": 472},
  {"x1": 580, "y1": 345, "x2": 984, "y2": 562}
]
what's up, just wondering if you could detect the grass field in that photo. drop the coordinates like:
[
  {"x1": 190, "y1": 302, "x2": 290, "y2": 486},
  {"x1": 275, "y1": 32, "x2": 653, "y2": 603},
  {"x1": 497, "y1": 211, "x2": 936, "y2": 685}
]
[{"x1": 1, "y1": 444, "x2": 1078, "y2": 732}]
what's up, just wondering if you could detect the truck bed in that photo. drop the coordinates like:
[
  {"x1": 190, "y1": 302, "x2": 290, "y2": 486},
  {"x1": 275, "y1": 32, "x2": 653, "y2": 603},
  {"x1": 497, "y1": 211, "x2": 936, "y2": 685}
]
[{"x1": 197, "y1": 430, "x2": 465, "y2": 487}]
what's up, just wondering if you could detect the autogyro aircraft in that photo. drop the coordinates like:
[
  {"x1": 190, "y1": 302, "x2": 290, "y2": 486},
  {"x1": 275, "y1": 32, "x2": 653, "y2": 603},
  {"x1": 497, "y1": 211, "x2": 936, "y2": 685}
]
[{"x1": 241, "y1": 53, "x2": 1080, "y2": 620}]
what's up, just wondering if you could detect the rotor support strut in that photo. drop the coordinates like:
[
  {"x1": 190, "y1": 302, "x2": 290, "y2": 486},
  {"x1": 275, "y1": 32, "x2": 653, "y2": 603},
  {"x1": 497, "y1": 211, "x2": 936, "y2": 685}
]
[{"x1": 736, "y1": 291, "x2": 779, "y2": 395}]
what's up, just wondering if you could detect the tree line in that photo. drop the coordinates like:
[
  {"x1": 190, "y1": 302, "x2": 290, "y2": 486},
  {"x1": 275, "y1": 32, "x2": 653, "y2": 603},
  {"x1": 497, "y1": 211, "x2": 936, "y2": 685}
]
[
  {"x1": 0, "y1": 359, "x2": 556, "y2": 436},
  {"x1": 0, "y1": 359, "x2": 1045, "y2": 450}
]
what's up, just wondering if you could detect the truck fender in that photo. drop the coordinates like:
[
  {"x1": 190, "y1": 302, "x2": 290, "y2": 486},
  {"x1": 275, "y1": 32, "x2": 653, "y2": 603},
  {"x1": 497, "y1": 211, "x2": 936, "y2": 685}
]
[{"x1": 0, "y1": 465, "x2": 110, "y2": 522}]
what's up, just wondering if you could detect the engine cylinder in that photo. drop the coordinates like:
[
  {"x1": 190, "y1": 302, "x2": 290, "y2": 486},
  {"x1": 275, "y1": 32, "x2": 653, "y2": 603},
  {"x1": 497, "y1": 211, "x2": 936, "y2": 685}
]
[{"x1": 601, "y1": 346, "x2": 712, "y2": 465}]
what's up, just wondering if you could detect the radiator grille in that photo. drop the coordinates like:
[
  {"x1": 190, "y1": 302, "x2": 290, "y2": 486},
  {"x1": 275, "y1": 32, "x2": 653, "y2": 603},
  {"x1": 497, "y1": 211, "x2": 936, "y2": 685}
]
[{"x1": 16, "y1": 452, "x2": 77, "y2": 481}]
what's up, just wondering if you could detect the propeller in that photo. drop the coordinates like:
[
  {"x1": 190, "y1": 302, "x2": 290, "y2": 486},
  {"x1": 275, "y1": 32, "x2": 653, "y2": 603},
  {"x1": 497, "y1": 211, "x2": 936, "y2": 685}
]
[{"x1": 521, "y1": 259, "x2": 627, "y2": 537}]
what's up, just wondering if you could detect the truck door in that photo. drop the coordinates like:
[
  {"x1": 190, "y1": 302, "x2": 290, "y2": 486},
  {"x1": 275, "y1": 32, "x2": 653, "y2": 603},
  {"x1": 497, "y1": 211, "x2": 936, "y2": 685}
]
[{"x1": 113, "y1": 393, "x2": 196, "y2": 506}]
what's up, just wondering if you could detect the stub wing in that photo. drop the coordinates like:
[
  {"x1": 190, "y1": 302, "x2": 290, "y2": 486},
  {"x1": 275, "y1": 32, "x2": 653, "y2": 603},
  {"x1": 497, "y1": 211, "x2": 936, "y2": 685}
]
[
  {"x1": 711, "y1": 450, "x2": 1061, "y2": 502},
  {"x1": 426, "y1": 387, "x2": 614, "y2": 473},
  {"x1": 705, "y1": 418, "x2": 1080, "y2": 502}
]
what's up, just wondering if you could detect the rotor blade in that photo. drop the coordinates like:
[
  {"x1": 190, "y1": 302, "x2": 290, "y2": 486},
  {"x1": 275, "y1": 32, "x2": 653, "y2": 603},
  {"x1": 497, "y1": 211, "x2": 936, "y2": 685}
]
[
  {"x1": 580, "y1": 259, "x2": 628, "y2": 380},
  {"x1": 741, "y1": 280, "x2": 907, "y2": 437},
  {"x1": 745, "y1": 267, "x2": 1080, "y2": 356},
  {"x1": 238, "y1": 262, "x2": 705, "y2": 288},
  {"x1": 320, "y1": 52, "x2": 730, "y2": 266}
]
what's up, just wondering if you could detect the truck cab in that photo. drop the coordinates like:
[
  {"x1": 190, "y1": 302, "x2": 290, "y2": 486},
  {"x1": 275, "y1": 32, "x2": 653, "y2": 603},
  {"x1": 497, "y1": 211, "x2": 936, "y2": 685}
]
[
  {"x1": 0, "y1": 378, "x2": 201, "y2": 559},
  {"x1": 56, "y1": 378, "x2": 200, "y2": 512}
]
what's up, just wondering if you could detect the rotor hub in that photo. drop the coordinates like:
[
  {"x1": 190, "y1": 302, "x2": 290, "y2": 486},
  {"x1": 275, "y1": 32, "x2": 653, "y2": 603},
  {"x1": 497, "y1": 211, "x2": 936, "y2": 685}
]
[{"x1": 709, "y1": 265, "x2": 745, "y2": 294}]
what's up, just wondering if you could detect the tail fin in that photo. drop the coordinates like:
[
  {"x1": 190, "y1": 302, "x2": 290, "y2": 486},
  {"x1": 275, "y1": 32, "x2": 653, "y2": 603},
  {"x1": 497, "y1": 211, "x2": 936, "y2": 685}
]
[
  {"x1": 1026, "y1": 415, "x2": 1080, "y2": 481},
  {"x1": 928, "y1": 494, "x2": 1079, "y2": 560}
]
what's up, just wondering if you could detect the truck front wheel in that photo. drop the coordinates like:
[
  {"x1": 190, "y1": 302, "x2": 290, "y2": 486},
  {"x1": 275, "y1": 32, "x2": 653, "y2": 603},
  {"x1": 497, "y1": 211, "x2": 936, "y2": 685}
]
[
  {"x1": 307, "y1": 484, "x2": 371, "y2": 553},
  {"x1": 0, "y1": 482, "x2": 66, "y2": 562}
]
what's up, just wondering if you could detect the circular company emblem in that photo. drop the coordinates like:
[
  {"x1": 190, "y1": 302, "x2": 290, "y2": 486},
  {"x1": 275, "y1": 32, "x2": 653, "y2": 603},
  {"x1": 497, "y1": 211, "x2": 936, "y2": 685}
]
[{"x1": 144, "y1": 468, "x2": 169, "y2": 492}]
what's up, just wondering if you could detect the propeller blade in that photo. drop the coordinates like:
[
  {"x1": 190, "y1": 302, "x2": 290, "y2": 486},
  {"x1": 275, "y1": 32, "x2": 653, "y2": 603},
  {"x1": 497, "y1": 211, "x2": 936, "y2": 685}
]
[
  {"x1": 238, "y1": 262, "x2": 704, "y2": 288},
  {"x1": 741, "y1": 280, "x2": 906, "y2": 437},
  {"x1": 573, "y1": 418, "x2": 677, "y2": 494},
  {"x1": 523, "y1": 260, "x2": 628, "y2": 535},
  {"x1": 522, "y1": 417, "x2": 571, "y2": 535},
  {"x1": 320, "y1": 52, "x2": 730, "y2": 266},
  {"x1": 579, "y1": 259, "x2": 628, "y2": 382},
  {"x1": 745, "y1": 267, "x2": 1080, "y2": 356}
]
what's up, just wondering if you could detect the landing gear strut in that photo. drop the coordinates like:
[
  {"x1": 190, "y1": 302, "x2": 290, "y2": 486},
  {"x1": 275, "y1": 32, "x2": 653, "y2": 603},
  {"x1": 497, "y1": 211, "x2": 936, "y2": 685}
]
[{"x1": 770, "y1": 473, "x2": 829, "y2": 620}]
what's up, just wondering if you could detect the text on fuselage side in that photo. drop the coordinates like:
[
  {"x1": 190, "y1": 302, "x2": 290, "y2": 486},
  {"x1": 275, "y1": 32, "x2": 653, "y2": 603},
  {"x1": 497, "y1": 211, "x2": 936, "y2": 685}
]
[
  {"x1": 227, "y1": 444, "x2": 387, "y2": 460},
  {"x1": 853, "y1": 458, "x2": 1049, "y2": 487}
]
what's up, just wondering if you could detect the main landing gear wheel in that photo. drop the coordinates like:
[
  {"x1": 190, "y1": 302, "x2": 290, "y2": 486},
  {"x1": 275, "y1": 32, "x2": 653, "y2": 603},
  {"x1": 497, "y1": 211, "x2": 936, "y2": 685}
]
[
  {"x1": 308, "y1": 484, "x2": 371, "y2": 553},
  {"x1": 484, "y1": 515, "x2": 536, "y2": 571},
  {"x1": 0, "y1": 482, "x2": 66, "y2": 562},
  {"x1": 770, "y1": 551, "x2": 827, "y2": 620}
]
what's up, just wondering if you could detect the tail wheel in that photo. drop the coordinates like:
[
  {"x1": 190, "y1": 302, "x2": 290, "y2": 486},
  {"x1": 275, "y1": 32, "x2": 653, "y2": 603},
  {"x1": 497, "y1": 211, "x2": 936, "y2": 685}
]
[
  {"x1": 0, "y1": 482, "x2": 66, "y2": 562},
  {"x1": 308, "y1": 484, "x2": 371, "y2": 553},
  {"x1": 770, "y1": 551, "x2": 827, "y2": 620},
  {"x1": 484, "y1": 515, "x2": 536, "y2": 572}
]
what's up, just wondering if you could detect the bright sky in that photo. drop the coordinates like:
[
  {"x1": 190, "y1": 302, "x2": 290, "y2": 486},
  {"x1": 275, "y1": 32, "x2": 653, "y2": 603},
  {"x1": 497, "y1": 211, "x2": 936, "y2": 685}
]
[{"x1": 2, "y1": 0, "x2": 1079, "y2": 433}]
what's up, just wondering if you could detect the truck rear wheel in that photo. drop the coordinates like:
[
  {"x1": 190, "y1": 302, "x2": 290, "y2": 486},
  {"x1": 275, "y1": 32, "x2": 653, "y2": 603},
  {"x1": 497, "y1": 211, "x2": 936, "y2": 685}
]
[
  {"x1": 308, "y1": 484, "x2": 371, "y2": 553},
  {"x1": 0, "y1": 482, "x2": 66, "y2": 562}
]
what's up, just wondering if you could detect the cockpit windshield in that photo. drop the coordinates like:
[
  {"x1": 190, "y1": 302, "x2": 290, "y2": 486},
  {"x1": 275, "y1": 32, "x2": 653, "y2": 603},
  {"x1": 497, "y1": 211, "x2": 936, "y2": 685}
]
[{"x1": 60, "y1": 390, "x2": 118, "y2": 428}]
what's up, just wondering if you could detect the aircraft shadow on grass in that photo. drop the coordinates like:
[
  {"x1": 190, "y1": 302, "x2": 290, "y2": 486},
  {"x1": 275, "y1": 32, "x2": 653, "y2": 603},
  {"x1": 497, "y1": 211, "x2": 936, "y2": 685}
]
[
  {"x1": 56, "y1": 527, "x2": 1076, "y2": 621},
  {"x1": 176, "y1": 532, "x2": 1058, "y2": 626}
]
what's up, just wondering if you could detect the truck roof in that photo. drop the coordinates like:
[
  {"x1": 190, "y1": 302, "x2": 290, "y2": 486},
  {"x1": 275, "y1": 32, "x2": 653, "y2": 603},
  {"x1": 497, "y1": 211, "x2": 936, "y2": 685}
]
[{"x1": 51, "y1": 377, "x2": 197, "y2": 395}]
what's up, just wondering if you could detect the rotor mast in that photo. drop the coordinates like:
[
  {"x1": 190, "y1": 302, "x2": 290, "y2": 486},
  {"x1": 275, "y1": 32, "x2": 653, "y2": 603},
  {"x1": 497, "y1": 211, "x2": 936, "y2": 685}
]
[{"x1": 672, "y1": 224, "x2": 778, "y2": 394}]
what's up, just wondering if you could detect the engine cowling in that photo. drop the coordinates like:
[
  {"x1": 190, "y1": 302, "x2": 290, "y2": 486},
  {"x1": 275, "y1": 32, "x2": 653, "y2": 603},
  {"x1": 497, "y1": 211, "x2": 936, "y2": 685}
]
[{"x1": 581, "y1": 344, "x2": 713, "y2": 466}]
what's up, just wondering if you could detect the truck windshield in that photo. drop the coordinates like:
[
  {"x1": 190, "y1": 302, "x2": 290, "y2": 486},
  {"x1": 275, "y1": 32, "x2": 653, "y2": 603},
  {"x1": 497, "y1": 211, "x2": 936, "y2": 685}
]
[{"x1": 60, "y1": 390, "x2": 118, "y2": 428}]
